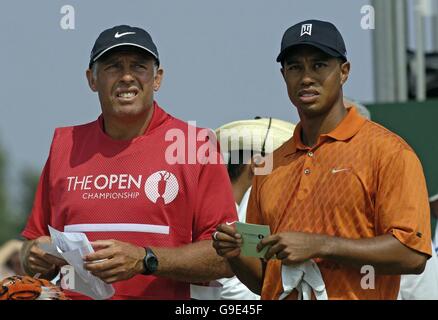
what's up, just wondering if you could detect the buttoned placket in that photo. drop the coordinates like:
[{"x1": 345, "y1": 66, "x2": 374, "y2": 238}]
[
  {"x1": 297, "y1": 148, "x2": 315, "y2": 200},
  {"x1": 296, "y1": 141, "x2": 324, "y2": 201}
]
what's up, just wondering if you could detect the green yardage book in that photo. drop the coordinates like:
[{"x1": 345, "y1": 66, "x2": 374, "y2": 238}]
[{"x1": 235, "y1": 222, "x2": 271, "y2": 258}]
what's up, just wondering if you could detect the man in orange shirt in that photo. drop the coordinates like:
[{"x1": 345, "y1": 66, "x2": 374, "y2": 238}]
[{"x1": 212, "y1": 19, "x2": 431, "y2": 299}]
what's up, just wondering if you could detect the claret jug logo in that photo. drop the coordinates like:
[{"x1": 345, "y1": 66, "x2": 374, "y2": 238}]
[{"x1": 144, "y1": 171, "x2": 179, "y2": 204}]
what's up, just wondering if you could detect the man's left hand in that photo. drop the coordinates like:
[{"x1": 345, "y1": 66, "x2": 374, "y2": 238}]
[
  {"x1": 83, "y1": 240, "x2": 145, "y2": 284},
  {"x1": 257, "y1": 232, "x2": 326, "y2": 265}
]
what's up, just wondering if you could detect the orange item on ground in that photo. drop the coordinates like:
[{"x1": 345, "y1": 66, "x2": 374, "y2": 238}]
[{"x1": 0, "y1": 275, "x2": 70, "y2": 300}]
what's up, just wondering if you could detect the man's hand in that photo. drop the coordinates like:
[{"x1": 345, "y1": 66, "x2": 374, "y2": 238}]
[
  {"x1": 211, "y1": 223, "x2": 242, "y2": 259},
  {"x1": 83, "y1": 240, "x2": 145, "y2": 284},
  {"x1": 22, "y1": 236, "x2": 67, "y2": 278},
  {"x1": 257, "y1": 232, "x2": 325, "y2": 265}
]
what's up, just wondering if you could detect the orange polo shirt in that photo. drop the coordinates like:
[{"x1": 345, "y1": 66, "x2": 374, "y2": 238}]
[{"x1": 247, "y1": 107, "x2": 431, "y2": 300}]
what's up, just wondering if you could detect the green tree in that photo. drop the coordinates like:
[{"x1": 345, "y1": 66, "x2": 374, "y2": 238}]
[
  {"x1": 0, "y1": 141, "x2": 40, "y2": 245},
  {"x1": 0, "y1": 143, "x2": 12, "y2": 244},
  {"x1": 16, "y1": 168, "x2": 40, "y2": 233}
]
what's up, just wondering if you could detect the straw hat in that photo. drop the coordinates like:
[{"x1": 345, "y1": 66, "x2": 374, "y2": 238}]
[{"x1": 215, "y1": 117, "x2": 295, "y2": 155}]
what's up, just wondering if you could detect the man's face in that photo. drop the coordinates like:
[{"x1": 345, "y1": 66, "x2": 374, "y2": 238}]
[
  {"x1": 86, "y1": 48, "x2": 163, "y2": 121},
  {"x1": 281, "y1": 45, "x2": 350, "y2": 118}
]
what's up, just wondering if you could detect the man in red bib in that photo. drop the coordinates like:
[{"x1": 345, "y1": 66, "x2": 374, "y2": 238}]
[{"x1": 20, "y1": 25, "x2": 237, "y2": 299}]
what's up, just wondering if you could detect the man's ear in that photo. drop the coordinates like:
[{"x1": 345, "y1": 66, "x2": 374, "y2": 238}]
[
  {"x1": 153, "y1": 68, "x2": 164, "y2": 92},
  {"x1": 86, "y1": 69, "x2": 97, "y2": 92},
  {"x1": 340, "y1": 61, "x2": 350, "y2": 85}
]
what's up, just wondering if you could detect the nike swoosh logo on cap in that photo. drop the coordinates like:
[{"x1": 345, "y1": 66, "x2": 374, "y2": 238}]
[{"x1": 114, "y1": 31, "x2": 136, "y2": 38}]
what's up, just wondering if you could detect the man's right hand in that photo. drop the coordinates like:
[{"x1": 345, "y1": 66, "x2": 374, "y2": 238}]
[
  {"x1": 212, "y1": 224, "x2": 264, "y2": 295},
  {"x1": 22, "y1": 236, "x2": 67, "y2": 278},
  {"x1": 212, "y1": 224, "x2": 243, "y2": 259}
]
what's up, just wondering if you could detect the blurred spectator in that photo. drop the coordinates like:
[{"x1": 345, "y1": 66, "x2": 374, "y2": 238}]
[
  {"x1": 216, "y1": 117, "x2": 295, "y2": 300},
  {"x1": 191, "y1": 117, "x2": 295, "y2": 299},
  {"x1": 0, "y1": 240, "x2": 24, "y2": 279}
]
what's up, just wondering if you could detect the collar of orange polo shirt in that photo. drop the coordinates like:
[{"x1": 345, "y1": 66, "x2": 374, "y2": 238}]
[{"x1": 283, "y1": 107, "x2": 367, "y2": 156}]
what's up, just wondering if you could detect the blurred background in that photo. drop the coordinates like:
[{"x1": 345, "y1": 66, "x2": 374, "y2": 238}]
[{"x1": 0, "y1": 0, "x2": 436, "y2": 253}]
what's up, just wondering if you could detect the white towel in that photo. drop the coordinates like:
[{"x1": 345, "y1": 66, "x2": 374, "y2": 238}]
[{"x1": 279, "y1": 260, "x2": 328, "y2": 300}]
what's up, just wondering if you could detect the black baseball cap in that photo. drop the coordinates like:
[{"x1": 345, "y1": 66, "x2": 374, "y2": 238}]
[
  {"x1": 89, "y1": 25, "x2": 159, "y2": 68},
  {"x1": 276, "y1": 20, "x2": 347, "y2": 64}
]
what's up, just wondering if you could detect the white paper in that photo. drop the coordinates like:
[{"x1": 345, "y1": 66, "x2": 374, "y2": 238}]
[{"x1": 38, "y1": 226, "x2": 115, "y2": 300}]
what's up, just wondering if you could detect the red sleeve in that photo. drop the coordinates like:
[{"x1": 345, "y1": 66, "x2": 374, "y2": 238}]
[
  {"x1": 192, "y1": 159, "x2": 237, "y2": 242},
  {"x1": 21, "y1": 132, "x2": 57, "y2": 240}
]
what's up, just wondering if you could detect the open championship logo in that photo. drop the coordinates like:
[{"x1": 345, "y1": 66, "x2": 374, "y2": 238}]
[{"x1": 144, "y1": 171, "x2": 179, "y2": 204}]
